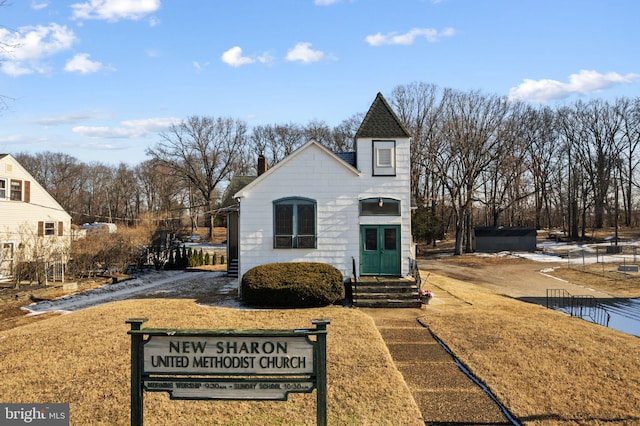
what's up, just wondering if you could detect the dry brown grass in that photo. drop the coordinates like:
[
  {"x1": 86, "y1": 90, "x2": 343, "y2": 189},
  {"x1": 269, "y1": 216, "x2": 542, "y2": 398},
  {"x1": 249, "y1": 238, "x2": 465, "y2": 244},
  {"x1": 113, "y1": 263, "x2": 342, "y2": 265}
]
[
  {"x1": 548, "y1": 265, "x2": 640, "y2": 298},
  {"x1": 422, "y1": 273, "x2": 640, "y2": 426},
  {"x1": 0, "y1": 300, "x2": 423, "y2": 426}
]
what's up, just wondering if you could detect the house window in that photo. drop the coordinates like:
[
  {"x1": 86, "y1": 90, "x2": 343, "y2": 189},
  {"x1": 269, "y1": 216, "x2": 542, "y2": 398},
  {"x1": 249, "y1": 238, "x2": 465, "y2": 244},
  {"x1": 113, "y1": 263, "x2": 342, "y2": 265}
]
[
  {"x1": 10, "y1": 180, "x2": 22, "y2": 201},
  {"x1": 44, "y1": 222, "x2": 56, "y2": 236},
  {"x1": 273, "y1": 197, "x2": 316, "y2": 249},
  {"x1": 372, "y1": 140, "x2": 396, "y2": 176},
  {"x1": 360, "y1": 198, "x2": 400, "y2": 216},
  {"x1": 0, "y1": 179, "x2": 6, "y2": 200},
  {"x1": 38, "y1": 221, "x2": 63, "y2": 237}
]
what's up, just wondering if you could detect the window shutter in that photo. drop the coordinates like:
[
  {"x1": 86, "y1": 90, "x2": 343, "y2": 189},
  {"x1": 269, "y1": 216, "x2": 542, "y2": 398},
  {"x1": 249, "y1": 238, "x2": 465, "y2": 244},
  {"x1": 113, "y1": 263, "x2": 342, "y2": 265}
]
[
  {"x1": 58, "y1": 221, "x2": 64, "y2": 236},
  {"x1": 38, "y1": 221, "x2": 44, "y2": 237},
  {"x1": 24, "y1": 181, "x2": 31, "y2": 203}
]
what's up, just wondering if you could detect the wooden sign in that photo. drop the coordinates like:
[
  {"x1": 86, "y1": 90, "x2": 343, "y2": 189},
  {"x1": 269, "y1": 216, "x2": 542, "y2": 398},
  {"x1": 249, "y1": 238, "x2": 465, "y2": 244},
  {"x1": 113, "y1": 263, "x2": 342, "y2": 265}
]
[
  {"x1": 126, "y1": 318, "x2": 329, "y2": 426},
  {"x1": 143, "y1": 335, "x2": 315, "y2": 375}
]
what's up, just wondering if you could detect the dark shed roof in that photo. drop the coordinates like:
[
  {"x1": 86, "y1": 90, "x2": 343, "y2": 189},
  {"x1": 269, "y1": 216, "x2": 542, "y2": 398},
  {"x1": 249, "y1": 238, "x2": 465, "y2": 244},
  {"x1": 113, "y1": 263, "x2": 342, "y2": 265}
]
[
  {"x1": 355, "y1": 92, "x2": 411, "y2": 139},
  {"x1": 474, "y1": 227, "x2": 537, "y2": 237}
]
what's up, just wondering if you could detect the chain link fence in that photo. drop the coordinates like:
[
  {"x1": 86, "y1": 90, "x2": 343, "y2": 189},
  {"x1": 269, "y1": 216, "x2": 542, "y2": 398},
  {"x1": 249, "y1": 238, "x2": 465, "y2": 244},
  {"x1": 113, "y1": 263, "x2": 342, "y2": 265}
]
[{"x1": 566, "y1": 244, "x2": 640, "y2": 283}]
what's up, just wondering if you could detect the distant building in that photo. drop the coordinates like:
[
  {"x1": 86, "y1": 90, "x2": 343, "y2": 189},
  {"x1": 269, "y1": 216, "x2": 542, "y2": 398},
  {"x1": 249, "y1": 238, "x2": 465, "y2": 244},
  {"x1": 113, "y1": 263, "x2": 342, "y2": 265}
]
[{"x1": 473, "y1": 227, "x2": 537, "y2": 253}]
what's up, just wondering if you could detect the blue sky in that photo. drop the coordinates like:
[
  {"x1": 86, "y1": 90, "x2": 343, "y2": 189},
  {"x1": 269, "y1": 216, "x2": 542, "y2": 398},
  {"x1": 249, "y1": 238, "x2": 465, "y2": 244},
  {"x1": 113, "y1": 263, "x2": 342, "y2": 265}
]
[{"x1": 1, "y1": 0, "x2": 639, "y2": 165}]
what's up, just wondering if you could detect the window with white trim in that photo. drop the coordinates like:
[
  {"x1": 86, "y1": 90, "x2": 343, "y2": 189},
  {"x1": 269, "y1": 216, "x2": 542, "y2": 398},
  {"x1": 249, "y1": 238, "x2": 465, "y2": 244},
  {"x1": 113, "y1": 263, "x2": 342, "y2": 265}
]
[
  {"x1": 0, "y1": 178, "x2": 7, "y2": 200},
  {"x1": 273, "y1": 197, "x2": 317, "y2": 249},
  {"x1": 372, "y1": 140, "x2": 396, "y2": 176},
  {"x1": 10, "y1": 180, "x2": 22, "y2": 201},
  {"x1": 44, "y1": 222, "x2": 56, "y2": 236}
]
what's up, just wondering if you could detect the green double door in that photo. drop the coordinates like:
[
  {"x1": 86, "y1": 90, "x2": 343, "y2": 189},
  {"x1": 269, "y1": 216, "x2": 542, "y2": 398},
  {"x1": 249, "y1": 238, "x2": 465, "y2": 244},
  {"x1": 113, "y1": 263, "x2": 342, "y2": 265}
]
[{"x1": 360, "y1": 225, "x2": 401, "y2": 276}]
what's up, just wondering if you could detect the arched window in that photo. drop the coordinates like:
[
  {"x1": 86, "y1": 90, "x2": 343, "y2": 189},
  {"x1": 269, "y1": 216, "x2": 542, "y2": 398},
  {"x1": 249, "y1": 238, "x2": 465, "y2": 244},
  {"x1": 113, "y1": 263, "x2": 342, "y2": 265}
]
[{"x1": 273, "y1": 197, "x2": 317, "y2": 248}]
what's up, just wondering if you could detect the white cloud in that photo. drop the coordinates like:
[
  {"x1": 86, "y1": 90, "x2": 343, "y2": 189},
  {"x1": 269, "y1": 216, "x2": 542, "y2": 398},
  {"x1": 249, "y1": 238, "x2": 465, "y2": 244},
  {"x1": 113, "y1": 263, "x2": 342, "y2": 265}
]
[
  {"x1": 121, "y1": 117, "x2": 178, "y2": 132},
  {"x1": 365, "y1": 27, "x2": 455, "y2": 46},
  {"x1": 314, "y1": 0, "x2": 339, "y2": 5},
  {"x1": 72, "y1": 117, "x2": 179, "y2": 139},
  {"x1": 508, "y1": 70, "x2": 640, "y2": 102},
  {"x1": 192, "y1": 61, "x2": 208, "y2": 73},
  {"x1": 36, "y1": 111, "x2": 110, "y2": 126},
  {"x1": 71, "y1": 0, "x2": 161, "y2": 22},
  {"x1": 64, "y1": 53, "x2": 104, "y2": 74},
  {"x1": 0, "y1": 23, "x2": 76, "y2": 76},
  {"x1": 285, "y1": 42, "x2": 325, "y2": 64},
  {"x1": 257, "y1": 51, "x2": 275, "y2": 65},
  {"x1": 221, "y1": 46, "x2": 255, "y2": 67},
  {"x1": 31, "y1": 1, "x2": 50, "y2": 10}
]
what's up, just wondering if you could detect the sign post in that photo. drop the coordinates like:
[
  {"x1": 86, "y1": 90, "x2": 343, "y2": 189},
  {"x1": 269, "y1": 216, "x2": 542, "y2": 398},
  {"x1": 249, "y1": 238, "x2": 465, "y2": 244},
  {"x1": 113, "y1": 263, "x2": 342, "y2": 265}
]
[{"x1": 127, "y1": 318, "x2": 330, "y2": 426}]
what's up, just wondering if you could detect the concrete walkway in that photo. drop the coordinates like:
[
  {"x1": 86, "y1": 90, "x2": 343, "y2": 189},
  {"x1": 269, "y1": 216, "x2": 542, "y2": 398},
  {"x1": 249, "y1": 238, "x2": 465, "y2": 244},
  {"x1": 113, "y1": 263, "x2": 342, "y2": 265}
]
[{"x1": 362, "y1": 287, "x2": 514, "y2": 425}]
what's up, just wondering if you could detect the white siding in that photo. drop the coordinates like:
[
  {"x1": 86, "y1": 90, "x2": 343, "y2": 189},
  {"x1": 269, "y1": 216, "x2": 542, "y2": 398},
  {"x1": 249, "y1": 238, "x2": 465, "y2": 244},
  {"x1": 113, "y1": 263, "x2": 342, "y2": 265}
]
[
  {"x1": 0, "y1": 155, "x2": 72, "y2": 272},
  {"x1": 356, "y1": 137, "x2": 413, "y2": 277},
  {"x1": 236, "y1": 136, "x2": 413, "y2": 285},
  {"x1": 237, "y1": 144, "x2": 361, "y2": 280}
]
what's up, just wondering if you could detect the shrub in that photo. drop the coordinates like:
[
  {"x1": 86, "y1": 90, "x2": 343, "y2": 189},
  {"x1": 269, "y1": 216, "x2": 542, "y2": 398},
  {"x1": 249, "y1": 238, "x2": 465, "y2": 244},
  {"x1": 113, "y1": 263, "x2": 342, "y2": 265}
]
[{"x1": 241, "y1": 262, "x2": 344, "y2": 308}]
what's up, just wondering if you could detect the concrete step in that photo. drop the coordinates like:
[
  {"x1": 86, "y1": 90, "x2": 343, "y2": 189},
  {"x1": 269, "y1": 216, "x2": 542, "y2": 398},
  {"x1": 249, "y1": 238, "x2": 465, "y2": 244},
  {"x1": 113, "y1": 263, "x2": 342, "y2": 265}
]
[
  {"x1": 355, "y1": 299, "x2": 422, "y2": 308},
  {"x1": 352, "y1": 278, "x2": 421, "y2": 308}
]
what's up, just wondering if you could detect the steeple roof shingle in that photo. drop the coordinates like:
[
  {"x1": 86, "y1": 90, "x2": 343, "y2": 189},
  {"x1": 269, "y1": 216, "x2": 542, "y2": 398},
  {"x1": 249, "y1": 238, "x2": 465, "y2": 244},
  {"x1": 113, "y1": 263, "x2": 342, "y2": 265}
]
[{"x1": 355, "y1": 92, "x2": 410, "y2": 139}]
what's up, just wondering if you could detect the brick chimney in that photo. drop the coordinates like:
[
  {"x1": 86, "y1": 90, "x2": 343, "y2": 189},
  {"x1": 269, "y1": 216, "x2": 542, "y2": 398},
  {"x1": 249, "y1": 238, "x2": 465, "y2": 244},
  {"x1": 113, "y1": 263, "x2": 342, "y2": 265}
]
[{"x1": 257, "y1": 152, "x2": 268, "y2": 176}]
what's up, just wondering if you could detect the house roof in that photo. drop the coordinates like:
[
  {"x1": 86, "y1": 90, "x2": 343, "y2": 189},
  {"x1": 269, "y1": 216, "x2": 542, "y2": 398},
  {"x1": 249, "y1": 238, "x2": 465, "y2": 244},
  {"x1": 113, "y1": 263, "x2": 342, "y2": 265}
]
[
  {"x1": 334, "y1": 151, "x2": 356, "y2": 167},
  {"x1": 0, "y1": 153, "x2": 72, "y2": 220},
  {"x1": 355, "y1": 92, "x2": 411, "y2": 139},
  {"x1": 234, "y1": 140, "x2": 360, "y2": 199},
  {"x1": 220, "y1": 175, "x2": 257, "y2": 207}
]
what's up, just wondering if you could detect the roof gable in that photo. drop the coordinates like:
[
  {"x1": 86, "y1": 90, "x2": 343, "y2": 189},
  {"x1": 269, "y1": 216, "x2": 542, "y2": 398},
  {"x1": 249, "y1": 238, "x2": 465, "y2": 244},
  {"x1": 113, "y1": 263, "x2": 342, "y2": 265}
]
[
  {"x1": 0, "y1": 154, "x2": 71, "y2": 219},
  {"x1": 234, "y1": 140, "x2": 360, "y2": 198},
  {"x1": 356, "y1": 92, "x2": 410, "y2": 139}
]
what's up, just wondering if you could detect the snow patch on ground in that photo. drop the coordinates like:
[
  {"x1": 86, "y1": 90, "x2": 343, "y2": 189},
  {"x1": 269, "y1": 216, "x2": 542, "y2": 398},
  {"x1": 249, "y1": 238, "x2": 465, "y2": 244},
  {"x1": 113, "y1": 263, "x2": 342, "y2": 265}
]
[{"x1": 23, "y1": 270, "x2": 237, "y2": 315}]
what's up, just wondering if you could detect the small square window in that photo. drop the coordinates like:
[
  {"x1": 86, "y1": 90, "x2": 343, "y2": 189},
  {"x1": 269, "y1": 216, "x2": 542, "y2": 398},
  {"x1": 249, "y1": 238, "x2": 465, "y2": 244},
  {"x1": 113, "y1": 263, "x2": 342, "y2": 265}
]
[
  {"x1": 372, "y1": 141, "x2": 396, "y2": 176},
  {"x1": 376, "y1": 148, "x2": 392, "y2": 167}
]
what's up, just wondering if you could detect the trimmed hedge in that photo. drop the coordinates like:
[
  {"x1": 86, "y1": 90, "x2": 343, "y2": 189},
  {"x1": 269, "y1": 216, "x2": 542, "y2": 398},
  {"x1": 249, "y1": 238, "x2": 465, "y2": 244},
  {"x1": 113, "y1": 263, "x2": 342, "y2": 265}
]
[{"x1": 241, "y1": 262, "x2": 345, "y2": 308}]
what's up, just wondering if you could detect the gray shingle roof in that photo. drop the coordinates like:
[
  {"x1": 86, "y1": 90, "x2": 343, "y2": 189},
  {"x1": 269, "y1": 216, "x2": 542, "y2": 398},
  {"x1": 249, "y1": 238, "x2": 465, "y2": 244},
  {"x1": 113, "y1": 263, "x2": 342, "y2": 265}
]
[
  {"x1": 221, "y1": 175, "x2": 257, "y2": 207},
  {"x1": 334, "y1": 151, "x2": 356, "y2": 167},
  {"x1": 355, "y1": 92, "x2": 410, "y2": 139}
]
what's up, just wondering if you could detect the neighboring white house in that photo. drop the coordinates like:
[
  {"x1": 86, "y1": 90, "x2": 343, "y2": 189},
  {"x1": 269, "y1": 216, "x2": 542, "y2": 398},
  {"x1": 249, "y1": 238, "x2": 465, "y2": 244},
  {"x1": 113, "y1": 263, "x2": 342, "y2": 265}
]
[
  {"x1": 227, "y1": 93, "x2": 414, "y2": 287},
  {"x1": 0, "y1": 154, "x2": 72, "y2": 281}
]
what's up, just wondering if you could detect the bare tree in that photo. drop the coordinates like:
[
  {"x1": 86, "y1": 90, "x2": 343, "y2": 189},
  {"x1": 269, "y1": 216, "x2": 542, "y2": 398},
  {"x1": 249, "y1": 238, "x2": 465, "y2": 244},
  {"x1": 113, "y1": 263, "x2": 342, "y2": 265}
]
[
  {"x1": 391, "y1": 82, "x2": 445, "y2": 207},
  {"x1": 433, "y1": 89, "x2": 512, "y2": 254},
  {"x1": 558, "y1": 99, "x2": 624, "y2": 231},
  {"x1": 330, "y1": 113, "x2": 363, "y2": 152},
  {"x1": 303, "y1": 119, "x2": 332, "y2": 147},
  {"x1": 147, "y1": 116, "x2": 248, "y2": 239},
  {"x1": 250, "y1": 122, "x2": 304, "y2": 165},
  {"x1": 521, "y1": 106, "x2": 560, "y2": 229},
  {"x1": 617, "y1": 97, "x2": 640, "y2": 226}
]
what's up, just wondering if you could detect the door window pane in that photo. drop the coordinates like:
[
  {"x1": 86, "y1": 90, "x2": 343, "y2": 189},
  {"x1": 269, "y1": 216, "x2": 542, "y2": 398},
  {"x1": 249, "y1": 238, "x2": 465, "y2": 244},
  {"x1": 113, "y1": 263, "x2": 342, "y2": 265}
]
[
  {"x1": 365, "y1": 228, "x2": 378, "y2": 251},
  {"x1": 384, "y1": 228, "x2": 397, "y2": 250}
]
